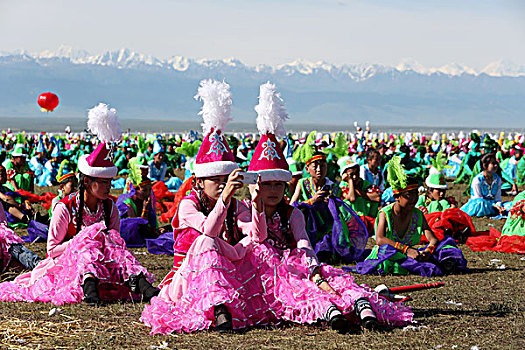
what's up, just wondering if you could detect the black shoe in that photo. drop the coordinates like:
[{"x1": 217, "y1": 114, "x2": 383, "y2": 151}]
[
  {"x1": 457, "y1": 226, "x2": 471, "y2": 243},
  {"x1": 330, "y1": 314, "x2": 349, "y2": 333},
  {"x1": 128, "y1": 273, "x2": 159, "y2": 302},
  {"x1": 82, "y1": 277, "x2": 100, "y2": 306},
  {"x1": 325, "y1": 304, "x2": 349, "y2": 333},
  {"x1": 20, "y1": 214, "x2": 31, "y2": 225},
  {"x1": 439, "y1": 258, "x2": 457, "y2": 274},
  {"x1": 443, "y1": 228, "x2": 453, "y2": 237},
  {"x1": 354, "y1": 297, "x2": 379, "y2": 331},
  {"x1": 214, "y1": 305, "x2": 233, "y2": 332}
]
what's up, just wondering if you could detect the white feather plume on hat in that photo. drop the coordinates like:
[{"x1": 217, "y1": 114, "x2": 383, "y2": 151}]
[
  {"x1": 254, "y1": 82, "x2": 288, "y2": 137},
  {"x1": 87, "y1": 103, "x2": 122, "y2": 143},
  {"x1": 194, "y1": 79, "x2": 232, "y2": 135}
]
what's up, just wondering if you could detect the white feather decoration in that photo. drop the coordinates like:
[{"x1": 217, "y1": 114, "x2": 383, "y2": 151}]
[
  {"x1": 194, "y1": 79, "x2": 233, "y2": 135},
  {"x1": 87, "y1": 103, "x2": 122, "y2": 143},
  {"x1": 254, "y1": 82, "x2": 288, "y2": 137}
]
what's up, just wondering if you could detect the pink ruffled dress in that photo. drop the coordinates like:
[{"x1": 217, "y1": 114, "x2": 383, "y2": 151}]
[
  {"x1": 141, "y1": 193, "x2": 276, "y2": 334},
  {"x1": 0, "y1": 203, "x2": 24, "y2": 272},
  {"x1": 251, "y1": 205, "x2": 414, "y2": 327},
  {"x1": 0, "y1": 193, "x2": 154, "y2": 305}
]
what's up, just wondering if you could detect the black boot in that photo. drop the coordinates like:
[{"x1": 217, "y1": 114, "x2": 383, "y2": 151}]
[
  {"x1": 325, "y1": 304, "x2": 349, "y2": 333},
  {"x1": 354, "y1": 297, "x2": 379, "y2": 330},
  {"x1": 214, "y1": 304, "x2": 233, "y2": 332},
  {"x1": 82, "y1": 277, "x2": 100, "y2": 306},
  {"x1": 128, "y1": 273, "x2": 159, "y2": 302},
  {"x1": 8, "y1": 243, "x2": 42, "y2": 270},
  {"x1": 20, "y1": 214, "x2": 31, "y2": 225}
]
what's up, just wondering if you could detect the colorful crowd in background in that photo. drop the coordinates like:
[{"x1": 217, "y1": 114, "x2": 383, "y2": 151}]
[{"x1": 0, "y1": 80, "x2": 524, "y2": 335}]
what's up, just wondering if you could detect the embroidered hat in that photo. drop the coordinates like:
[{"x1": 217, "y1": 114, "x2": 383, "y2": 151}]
[
  {"x1": 36, "y1": 135, "x2": 46, "y2": 153},
  {"x1": 77, "y1": 103, "x2": 122, "y2": 178},
  {"x1": 337, "y1": 156, "x2": 359, "y2": 176},
  {"x1": 56, "y1": 159, "x2": 75, "y2": 183},
  {"x1": 247, "y1": 82, "x2": 291, "y2": 182},
  {"x1": 153, "y1": 139, "x2": 164, "y2": 155},
  {"x1": 286, "y1": 157, "x2": 303, "y2": 176},
  {"x1": 11, "y1": 144, "x2": 27, "y2": 157},
  {"x1": 193, "y1": 80, "x2": 238, "y2": 178},
  {"x1": 425, "y1": 151, "x2": 448, "y2": 189},
  {"x1": 51, "y1": 140, "x2": 62, "y2": 158}
]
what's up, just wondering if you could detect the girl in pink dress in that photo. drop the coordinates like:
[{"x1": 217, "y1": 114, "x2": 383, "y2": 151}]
[
  {"x1": 141, "y1": 80, "x2": 274, "y2": 334},
  {"x1": 246, "y1": 82, "x2": 413, "y2": 332},
  {"x1": 0, "y1": 103, "x2": 157, "y2": 306}
]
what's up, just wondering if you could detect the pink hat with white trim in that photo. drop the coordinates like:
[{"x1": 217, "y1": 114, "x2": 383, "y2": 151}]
[
  {"x1": 248, "y1": 82, "x2": 291, "y2": 182},
  {"x1": 78, "y1": 103, "x2": 122, "y2": 178},
  {"x1": 192, "y1": 80, "x2": 238, "y2": 178}
]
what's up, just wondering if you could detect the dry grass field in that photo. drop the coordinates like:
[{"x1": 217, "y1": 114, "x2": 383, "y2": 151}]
[{"x1": 1, "y1": 181, "x2": 524, "y2": 350}]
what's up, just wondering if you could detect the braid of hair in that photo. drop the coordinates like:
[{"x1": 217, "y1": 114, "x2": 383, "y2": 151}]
[
  {"x1": 276, "y1": 198, "x2": 296, "y2": 248},
  {"x1": 194, "y1": 184, "x2": 211, "y2": 216},
  {"x1": 76, "y1": 173, "x2": 86, "y2": 234}
]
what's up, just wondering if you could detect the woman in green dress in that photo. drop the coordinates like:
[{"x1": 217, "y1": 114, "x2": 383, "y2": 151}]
[{"x1": 351, "y1": 157, "x2": 468, "y2": 277}]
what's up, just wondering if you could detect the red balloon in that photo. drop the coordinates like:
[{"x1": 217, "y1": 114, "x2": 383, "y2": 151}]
[{"x1": 37, "y1": 92, "x2": 60, "y2": 112}]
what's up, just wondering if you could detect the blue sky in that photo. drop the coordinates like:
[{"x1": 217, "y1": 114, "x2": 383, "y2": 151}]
[{"x1": 1, "y1": 0, "x2": 523, "y2": 68}]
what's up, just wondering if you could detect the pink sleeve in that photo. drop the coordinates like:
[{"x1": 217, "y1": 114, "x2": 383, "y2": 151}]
[
  {"x1": 0, "y1": 202, "x2": 7, "y2": 224},
  {"x1": 290, "y1": 208, "x2": 320, "y2": 268},
  {"x1": 47, "y1": 203, "x2": 72, "y2": 258},
  {"x1": 237, "y1": 201, "x2": 267, "y2": 243},
  {"x1": 108, "y1": 201, "x2": 120, "y2": 232},
  {"x1": 177, "y1": 195, "x2": 230, "y2": 238}
]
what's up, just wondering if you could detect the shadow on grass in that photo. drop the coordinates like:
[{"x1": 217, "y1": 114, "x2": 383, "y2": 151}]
[
  {"x1": 462, "y1": 267, "x2": 523, "y2": 274},
  {"x1": 414, "y1": 304, "x2": 512, "y2": 318}
]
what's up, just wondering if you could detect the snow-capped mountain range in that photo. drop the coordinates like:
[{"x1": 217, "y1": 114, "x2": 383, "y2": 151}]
[
  {"x1": 1, "y1": 45, "x2": 524, "y2": 130},
  {"x1": 2, "y1": 45, "x2": 524, "y2": 79}
]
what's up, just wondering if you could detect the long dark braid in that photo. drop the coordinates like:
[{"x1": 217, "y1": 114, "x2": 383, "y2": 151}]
[
  {"x1": 275, "y1": 198, "x2": 296, "y2": 248},
  {"x1": 76, "y1": 173, "x2": 86, "y2": 234}
]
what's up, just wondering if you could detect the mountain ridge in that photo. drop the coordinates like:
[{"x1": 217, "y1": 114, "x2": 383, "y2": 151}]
[{"x1": 1, "y1": 45, "x2": 524, "y2": 128}]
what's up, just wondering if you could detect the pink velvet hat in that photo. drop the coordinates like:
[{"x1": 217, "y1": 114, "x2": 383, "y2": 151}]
[
  {"x1": 192, "y1": 80, "x2": 238, "y2": 178},
  {"x1": 248, "y1": 82, "x2": 291, "y2": 182},
  {"x1": 78, "y1": 103, "x2": 122, "y2": 178}
]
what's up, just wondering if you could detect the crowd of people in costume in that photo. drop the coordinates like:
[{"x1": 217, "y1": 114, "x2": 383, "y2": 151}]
[{"x1": 0, "y1": 79, "x2": 524, "y2": 335}]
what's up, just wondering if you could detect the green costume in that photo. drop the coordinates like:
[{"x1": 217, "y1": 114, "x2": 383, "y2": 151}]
[
  {"x1": 340, "y1": 179, "x2": 379, "y2": 218},
  {"x1": 365, "y1": 204, "x2": 425, "y2": 275},
  {"x1": 4, "y1": 160, "x2": 33, "y2": 192},
  {"x1": 501, "y1": 191, "x2": 525, "y2": 236},
  {"x1": 416, "y1": 195, "x2": 451, "y2": 213}
]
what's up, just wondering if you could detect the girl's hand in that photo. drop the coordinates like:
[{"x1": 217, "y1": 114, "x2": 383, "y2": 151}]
[
  {"x1": 251, "y1": 176, "x2": 263, "y2": 213},
  {"x1": 222, "y1": 169, "x2": 244, "y2": 204},
  {"x1": 406, "y1": 247, "x2": 420, "y2": 260},
  {"x1": 311, "y1": 273, "x2": 338, "y2": 295},
  {"x1": 418, "y1": 250, "x2": 431, "y2": 261}
]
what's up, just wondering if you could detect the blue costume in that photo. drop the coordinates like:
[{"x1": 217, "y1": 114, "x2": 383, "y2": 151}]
[{"x1": 461, "y1": 172, "x2": 502, "y2": 217}]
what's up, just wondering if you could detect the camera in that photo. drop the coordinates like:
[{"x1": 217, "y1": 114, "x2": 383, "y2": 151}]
[{"x1": 239, "y1": 171, "x2": 258, "y2": 184}]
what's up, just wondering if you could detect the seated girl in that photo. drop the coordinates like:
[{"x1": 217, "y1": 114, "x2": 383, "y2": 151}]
[
  {"x1": 49, "y1": 161, "x2": 78, "y2": 217},
  {"x1": 0, "y1": 104, "x2": 158, "y2": 306},
  {"x1": 461, "y1": 153, "x2": 506, "y2": 217},
  {"x1": 290, "y1": 150, "x2": 367, "y2": 263},
  {"x1": 116, "y1": 157, "x2": 165, "y2": 247},
  {"x1": 360, "y1": 147, "x2": 384, "y2": 192},
  {"x1": 141, "y1": 79, "x2": 275, "y2": 334},
  {"x1": 243, "y1": 96, "x2": 413, "y2": 332},
  {"x1": 416, "y1": 153, "x2": 457, "y2": 214},
  {"x1": 352, "y1": 157, "x2": 468, "y2": 277}
]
